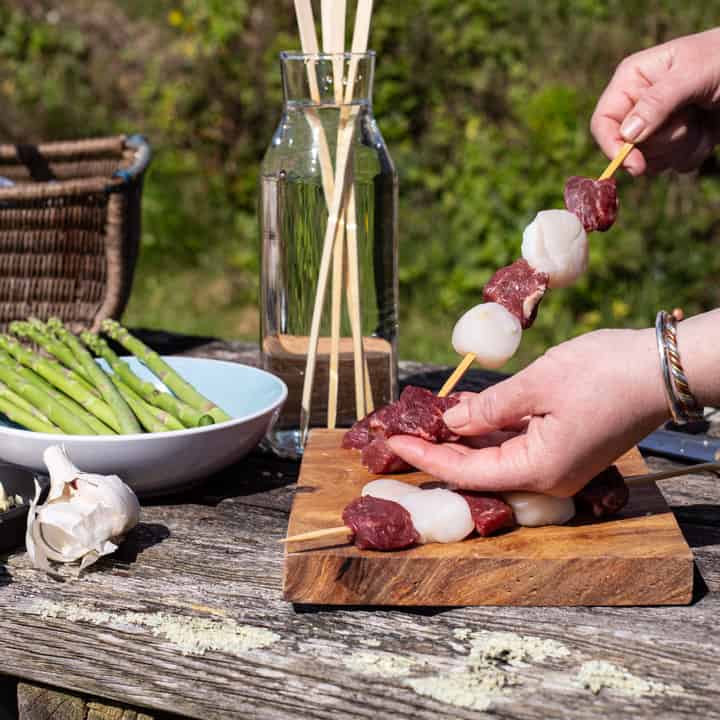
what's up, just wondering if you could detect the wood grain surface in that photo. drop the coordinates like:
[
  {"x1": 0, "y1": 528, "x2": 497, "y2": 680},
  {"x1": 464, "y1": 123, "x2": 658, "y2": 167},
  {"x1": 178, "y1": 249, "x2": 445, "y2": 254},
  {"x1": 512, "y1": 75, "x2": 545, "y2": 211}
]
[
  {"x1": 283, "y1": 430, "x2": 693, "y2": 606},
  {"x1": 0, "y1": 338, "x2": 717, "y2": 719}
]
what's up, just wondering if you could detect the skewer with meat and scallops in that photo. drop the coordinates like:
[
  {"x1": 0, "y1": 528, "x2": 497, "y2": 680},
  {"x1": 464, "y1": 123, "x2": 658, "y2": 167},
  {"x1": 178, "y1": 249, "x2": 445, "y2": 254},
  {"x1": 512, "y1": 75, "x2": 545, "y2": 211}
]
[{"x1": 281, "y1": 468, "x2": 630, "y2": 551}]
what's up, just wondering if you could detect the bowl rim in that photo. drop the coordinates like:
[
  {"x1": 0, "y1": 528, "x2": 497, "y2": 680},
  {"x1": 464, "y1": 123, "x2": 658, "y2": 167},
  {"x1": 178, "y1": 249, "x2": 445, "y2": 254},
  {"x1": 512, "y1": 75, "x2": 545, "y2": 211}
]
[{"x1": 0, "y1": 356, "x2": 288, "y2": 443}]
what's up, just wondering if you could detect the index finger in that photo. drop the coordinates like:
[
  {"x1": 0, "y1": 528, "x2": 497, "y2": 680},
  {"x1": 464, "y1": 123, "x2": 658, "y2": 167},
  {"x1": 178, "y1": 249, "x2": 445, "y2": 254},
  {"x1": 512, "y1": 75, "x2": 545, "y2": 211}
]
[
  {"x1": 591, "y1": 62, "x2": 648, "y2": 174},
  {"x1": 386, "y1": 434, "x2": 545, "y2": 493}
]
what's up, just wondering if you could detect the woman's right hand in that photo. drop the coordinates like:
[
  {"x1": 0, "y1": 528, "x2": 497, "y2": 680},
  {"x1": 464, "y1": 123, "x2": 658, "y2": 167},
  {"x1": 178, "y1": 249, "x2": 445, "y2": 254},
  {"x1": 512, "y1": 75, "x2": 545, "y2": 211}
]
[{"x1": 591, "y1": 28, "x2": 720, "y2": 175}]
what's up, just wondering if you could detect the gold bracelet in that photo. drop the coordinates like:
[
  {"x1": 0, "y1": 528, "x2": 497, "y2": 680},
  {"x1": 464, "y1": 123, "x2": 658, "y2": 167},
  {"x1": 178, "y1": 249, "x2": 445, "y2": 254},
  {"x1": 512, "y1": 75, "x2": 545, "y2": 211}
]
[{"x1": 655, "y1": 310, "x2": 703, "y2": 424}]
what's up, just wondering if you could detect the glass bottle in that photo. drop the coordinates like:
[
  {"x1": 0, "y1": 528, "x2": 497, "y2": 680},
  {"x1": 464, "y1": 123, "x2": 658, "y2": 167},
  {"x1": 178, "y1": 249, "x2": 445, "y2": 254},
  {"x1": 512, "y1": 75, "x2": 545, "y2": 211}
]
[{"x1": 260, "y1": 52, "x2": 398, "y2": 458}]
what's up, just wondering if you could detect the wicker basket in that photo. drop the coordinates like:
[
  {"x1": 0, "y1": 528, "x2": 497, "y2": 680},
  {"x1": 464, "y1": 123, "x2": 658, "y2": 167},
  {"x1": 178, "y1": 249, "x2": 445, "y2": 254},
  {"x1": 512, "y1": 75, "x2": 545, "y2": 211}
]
[{"x1": 0, "y1": 135, "x2": 152, "y2": 332}]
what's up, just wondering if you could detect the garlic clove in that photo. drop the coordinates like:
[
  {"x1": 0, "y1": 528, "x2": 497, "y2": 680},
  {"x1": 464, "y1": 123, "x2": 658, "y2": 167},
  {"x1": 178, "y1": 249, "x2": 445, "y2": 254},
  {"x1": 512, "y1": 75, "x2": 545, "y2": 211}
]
[{"x1": 26, "y1": 446, "x2": 140, "y2": 573}]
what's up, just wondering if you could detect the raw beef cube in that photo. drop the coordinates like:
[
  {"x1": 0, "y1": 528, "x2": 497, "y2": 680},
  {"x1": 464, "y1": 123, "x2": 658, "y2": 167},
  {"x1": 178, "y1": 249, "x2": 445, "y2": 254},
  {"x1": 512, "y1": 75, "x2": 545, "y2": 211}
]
[
  {"x1": 564, "y1": 175, "x2": 618, "y2": 232},
  {"x1": 342, "y1": 496, "x2": 419, "y2": 550},
  {"x1": 361, "y1": 436, "x2": 412, "y2": 474},
  {"x1": 383, "y1": 386, "x2": 461, "y2": 443},
  {"x1": 482, "y1": 259, "x2": 549, "y2": 329},
  {"x1": 457, "y1": 492, "x2": 516, "y2": 536},
  {"x1": 574, "y1": 465, "x2": 629, "y2": 518},
  {"x1": 342, "y1": 414, "x2": 373, "y2": 449}
]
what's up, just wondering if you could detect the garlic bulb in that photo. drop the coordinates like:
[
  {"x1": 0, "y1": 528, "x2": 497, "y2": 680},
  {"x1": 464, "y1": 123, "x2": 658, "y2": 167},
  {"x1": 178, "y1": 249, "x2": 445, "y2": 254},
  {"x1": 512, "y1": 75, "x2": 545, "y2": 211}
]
[{"x1": 26, "y1": 446, "x2": 140, "y2": 572}]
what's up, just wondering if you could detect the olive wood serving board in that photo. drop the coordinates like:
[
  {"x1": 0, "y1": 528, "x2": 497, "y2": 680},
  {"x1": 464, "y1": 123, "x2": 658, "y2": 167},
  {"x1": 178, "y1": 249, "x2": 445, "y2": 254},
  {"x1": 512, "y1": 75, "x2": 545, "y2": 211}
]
[{"x1": 283, "y1": 429, "x2": 694, "y2": 606}]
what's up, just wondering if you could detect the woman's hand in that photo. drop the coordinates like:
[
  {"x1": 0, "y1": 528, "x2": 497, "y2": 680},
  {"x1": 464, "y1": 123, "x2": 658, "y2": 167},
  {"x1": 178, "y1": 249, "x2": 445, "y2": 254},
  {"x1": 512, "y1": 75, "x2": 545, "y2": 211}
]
[
  {"x1": 591, "y1": 28, "x2": 720, "y2": 175},
  {"x1": 387, "y1": 328, "x2": 669, "y2": 497}
]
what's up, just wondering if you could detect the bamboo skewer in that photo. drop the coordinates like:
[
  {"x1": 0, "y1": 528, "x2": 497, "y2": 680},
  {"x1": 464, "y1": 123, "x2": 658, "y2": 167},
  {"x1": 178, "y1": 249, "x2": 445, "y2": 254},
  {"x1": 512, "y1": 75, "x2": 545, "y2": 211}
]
[
  {"x1": 293, "y1": 0, "x2": 335, "y2": 204},
  {"x1": 598, "y1": 141, "x2": 634, "y2": 181},
  {"x1": 325, "y1": 0, "x2": 347, "y2": 429},
  {"x1": 300, "y1": 0, "x2": 374, "y2": 442},
  {"x1": 279, "y1": 525, "x2": 352, "y2": 545},
  {"x1": 280, "y1": 461, "x2": 719, "y2": 547},
  {"x1": 438, "y1": 141, "x2": 635, "y2": 398},
  {"x1": 344, "y1": 0, "x2": 374, "y2": 418}
]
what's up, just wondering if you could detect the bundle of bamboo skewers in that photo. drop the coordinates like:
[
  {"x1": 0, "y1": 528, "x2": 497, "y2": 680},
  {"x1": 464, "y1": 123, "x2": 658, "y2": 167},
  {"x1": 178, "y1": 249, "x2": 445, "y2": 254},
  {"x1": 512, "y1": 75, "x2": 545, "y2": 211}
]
[{"x1": 292, "y1": 0, "x2": 376, "y2": 442}]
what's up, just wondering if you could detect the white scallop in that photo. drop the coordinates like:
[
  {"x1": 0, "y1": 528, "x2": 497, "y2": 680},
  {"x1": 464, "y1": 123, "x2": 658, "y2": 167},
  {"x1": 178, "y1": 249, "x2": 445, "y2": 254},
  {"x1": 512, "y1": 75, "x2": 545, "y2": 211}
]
[
  {"x1": 451, "y1": 302, "x2": 522, "y2": 369},
  {"x1": 398, "y1": 489, "x2": 475, "y2": 544},
  {"x1": 362, "y1": 479, "x2": 423, "y2": 502},
  {"x1": 521, "y1": 209, "x2": 588, "y2": 288},
  {"x1": 501, "y1": 492, "x2": 575, "y2": 527}
]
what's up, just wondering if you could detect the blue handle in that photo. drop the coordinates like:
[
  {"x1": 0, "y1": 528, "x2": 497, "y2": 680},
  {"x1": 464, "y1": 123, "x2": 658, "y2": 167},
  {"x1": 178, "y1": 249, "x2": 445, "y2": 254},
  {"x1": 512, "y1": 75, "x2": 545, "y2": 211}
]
[{"x1": 112, "y1": 134, "x2": 152, "y2": 185}]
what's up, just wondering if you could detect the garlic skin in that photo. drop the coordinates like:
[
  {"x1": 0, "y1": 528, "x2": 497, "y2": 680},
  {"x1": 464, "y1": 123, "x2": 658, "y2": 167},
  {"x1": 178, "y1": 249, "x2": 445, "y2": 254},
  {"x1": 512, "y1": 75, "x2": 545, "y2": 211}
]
[{"x1": 26, "y1": 446, "x2": 140, "y2": 572}]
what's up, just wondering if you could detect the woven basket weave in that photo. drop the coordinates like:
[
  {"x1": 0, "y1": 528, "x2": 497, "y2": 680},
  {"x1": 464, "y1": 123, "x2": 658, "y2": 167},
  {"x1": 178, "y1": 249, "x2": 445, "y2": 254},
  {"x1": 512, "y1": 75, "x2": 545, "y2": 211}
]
[{"x1": 0, "y1": 135, "x2": 152, "y2": 333}]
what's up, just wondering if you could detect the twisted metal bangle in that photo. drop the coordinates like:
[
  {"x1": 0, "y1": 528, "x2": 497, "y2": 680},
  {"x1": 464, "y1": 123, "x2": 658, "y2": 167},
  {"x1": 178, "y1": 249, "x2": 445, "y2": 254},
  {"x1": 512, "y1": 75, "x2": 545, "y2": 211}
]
[{"x1": 655, "y1": 311, "x2": 704, "y2": 424}]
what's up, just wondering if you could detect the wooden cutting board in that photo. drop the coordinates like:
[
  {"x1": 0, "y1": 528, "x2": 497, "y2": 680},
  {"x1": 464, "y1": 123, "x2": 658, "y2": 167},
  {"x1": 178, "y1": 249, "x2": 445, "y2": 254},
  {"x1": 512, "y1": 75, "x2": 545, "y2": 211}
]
[{"x1": 283, "y1": 430, "x2": 694, "y2": 606}]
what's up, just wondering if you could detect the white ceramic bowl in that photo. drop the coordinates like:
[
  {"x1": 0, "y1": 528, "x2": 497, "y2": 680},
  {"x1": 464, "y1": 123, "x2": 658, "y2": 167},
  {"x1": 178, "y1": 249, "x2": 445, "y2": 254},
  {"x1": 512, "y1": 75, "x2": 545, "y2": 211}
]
[{"x1": 0, "y1": 357, "x2": 287, "y2": 496}]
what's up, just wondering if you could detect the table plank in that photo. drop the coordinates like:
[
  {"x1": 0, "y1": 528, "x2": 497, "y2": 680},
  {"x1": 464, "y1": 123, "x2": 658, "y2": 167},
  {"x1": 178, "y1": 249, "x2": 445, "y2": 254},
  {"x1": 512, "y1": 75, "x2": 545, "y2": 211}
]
[{"x1": 0, "y1": 342, "x2": 718, "y2": 719}]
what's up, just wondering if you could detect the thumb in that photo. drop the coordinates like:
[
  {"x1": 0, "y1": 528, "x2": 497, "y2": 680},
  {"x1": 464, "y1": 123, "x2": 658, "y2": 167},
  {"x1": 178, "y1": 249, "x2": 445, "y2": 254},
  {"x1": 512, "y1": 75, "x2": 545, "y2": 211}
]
[
  {"x1": 443, "y1": 373, "x2": 538, "y2": 436},
  {"x1": 620, "y1": 70, "x2": 703, "y2": 144}
]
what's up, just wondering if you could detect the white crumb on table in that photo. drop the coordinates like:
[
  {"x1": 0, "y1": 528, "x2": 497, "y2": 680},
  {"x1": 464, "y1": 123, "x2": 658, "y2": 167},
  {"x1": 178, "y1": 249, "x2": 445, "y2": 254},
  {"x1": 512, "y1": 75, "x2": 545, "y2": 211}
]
[
  {"x1": 576, "y1": 660, "x2": 684, "y2": 697},
  {"x1": 343, "y1": 651, "x2": 418, "y2": 677},
  {"x1": 33, "y1": 599, "x2": 280, "y2": 657}
]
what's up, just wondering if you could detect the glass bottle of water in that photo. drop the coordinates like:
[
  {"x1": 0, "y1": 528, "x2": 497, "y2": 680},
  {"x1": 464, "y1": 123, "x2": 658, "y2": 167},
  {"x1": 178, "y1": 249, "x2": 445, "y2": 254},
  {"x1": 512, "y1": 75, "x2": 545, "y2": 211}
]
[{"x1": 260, "y1": 52, "x2": 398, "y2": 458}]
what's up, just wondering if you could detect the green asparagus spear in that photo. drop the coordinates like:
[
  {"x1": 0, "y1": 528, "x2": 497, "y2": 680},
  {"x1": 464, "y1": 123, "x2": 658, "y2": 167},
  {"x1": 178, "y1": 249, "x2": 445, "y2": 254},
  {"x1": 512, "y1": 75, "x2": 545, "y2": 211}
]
[
  {"x1": 11, "y1": 320, "x2": 92, "y2": 382},
  {"x1": 81, "y1": 332, "x2": 213, "y2": 428},
  {"x1": 101, "y1": 320, "x2": 231, "y2": 423},
  {"x1": 47, "y1": 319, "x2": 141, "y2": 434},
  {"x1": 112, "y1": 377, "x2": 185, "y2": 432},
  {"x1": 0, "y1": 338, "x2": 117, "y2": 434},
  {"x1": 0, "y1": 361, "x2": 96, "y2": 434},
  {"x1": 0, "y1": 381, "x2": 61, "y2": 433},
  {"x1": 0, "y1": 376, "x2": 56, "y2": 426}
]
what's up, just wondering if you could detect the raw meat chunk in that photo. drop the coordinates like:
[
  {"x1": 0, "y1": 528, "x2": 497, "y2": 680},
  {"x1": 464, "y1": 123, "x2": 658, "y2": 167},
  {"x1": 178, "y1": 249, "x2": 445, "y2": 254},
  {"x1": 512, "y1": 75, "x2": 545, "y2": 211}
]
[
  {"x1": 457, "y1": 492, "x2": 516, "y2": 536},
  {"x1": 482, "y1": 259, "x2": 549, "y2": 329},
  {"x1": 377, "y1": 386, "x2": 461, "y2": 443},
  {"x1": 574, "y1": 465, "x2": 629, "y2": 518},
  {"x1": 342, "y1": 414, "x2": 373, "y2": 449},
  {"x1": 342, "y1": 496, "x2": 419, "y2": 550},
  {"x1": 564, "y1": 175, "x2": 618, "y2": 232},
  {"x1": 344, "y1": 386, "x2": 461, "y2": 474},
  {"x1": 361, "y1": 437, "x2": 412, "y2": 474}
]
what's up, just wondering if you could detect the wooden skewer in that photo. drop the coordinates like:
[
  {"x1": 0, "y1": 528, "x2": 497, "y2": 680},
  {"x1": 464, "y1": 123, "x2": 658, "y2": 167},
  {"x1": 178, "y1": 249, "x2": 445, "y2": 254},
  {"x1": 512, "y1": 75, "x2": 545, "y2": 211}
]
[
  {"x1": 625, "y1": 461, "x2": 720, "y2": 484},
  {"x1": 438, "y1": 142, "x2": 635, "y2": 398},
  {"x1": 325, "y1": 0, "x2": 347, "y2": 430},
  {"x1": 598, "y1": 141, "x2": 634, "y2": 181},
  {"x1": 300, "y1": 0, "x2": 374, "y2": 443},
  {"x1": 293, "y1": 0, "x2": 336, "y2": 205},
  {"x1": 344, "y1": 0, "x2": 375, "y2": 418},
  {"x1": 438, "y1": 351, "x2": 475, "y2": 397},
  {"x1": 281, "y1": 461, "x2": 720, "y2": 547},
  {"x1": 279, "y1": 525, "x2": 352, "y2": 545}
]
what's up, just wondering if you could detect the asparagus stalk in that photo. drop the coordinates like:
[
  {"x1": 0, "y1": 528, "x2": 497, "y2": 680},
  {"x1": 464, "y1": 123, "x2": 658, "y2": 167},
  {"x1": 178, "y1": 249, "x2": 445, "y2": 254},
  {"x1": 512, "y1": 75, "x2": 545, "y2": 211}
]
[
  {"x1": 0, "y1": 381, "x2": 61, "y2": 433},
  {"x1": 81, "y1": 332, "x2": 213, "y2": 428},
  {"x1": 102, "y1": 320, "x2": 232, "y2": 423},
  {"x1": 112, "y1": 378, "x2": 185, "y2": 432},
  {"x1": 47, "y1": 319, "x2": 141, "y2": 434},
  {"x1": 0, "y1": 338, "x2": 117, "y2": 434},
  {"x1": 11, "y1": 319, "x2": 92, "y2": 382},
  {"x1": 0, "y1": 360, "x2": 96, "y2": 434}
]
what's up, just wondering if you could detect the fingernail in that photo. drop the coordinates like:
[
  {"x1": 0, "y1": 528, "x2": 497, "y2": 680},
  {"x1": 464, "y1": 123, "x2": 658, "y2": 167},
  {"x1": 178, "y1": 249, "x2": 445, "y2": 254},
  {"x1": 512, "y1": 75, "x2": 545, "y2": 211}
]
[
  {"x1": 443, "y1": 402, "x2": 469, "y2": 428},
  {"x1": 620, "y1": 115, "x2": 645, "y2": 142}
]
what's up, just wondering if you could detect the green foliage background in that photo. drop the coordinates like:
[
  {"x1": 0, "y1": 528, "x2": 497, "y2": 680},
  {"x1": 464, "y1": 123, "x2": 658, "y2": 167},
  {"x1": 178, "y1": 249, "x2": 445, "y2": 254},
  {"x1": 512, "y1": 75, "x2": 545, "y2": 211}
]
[{"x1": 1, "y1": 1, "x2": 719, "y2": 369}]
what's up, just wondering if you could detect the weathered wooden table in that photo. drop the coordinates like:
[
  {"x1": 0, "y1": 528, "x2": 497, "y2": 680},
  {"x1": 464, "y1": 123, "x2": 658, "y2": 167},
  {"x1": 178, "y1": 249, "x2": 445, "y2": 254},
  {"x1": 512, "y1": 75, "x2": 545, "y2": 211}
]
[{"x1": 1, "y1": 335, "x2": 719, "y2": 719}]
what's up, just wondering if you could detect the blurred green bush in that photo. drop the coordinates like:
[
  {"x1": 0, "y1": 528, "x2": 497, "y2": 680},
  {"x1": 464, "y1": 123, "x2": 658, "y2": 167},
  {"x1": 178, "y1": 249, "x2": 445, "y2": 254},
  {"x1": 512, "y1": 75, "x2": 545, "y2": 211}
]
[{"x1": 1, "y1": 1, "x2": 719, "y2": 369}]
